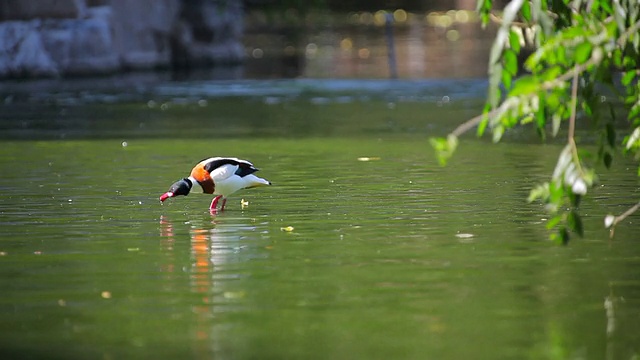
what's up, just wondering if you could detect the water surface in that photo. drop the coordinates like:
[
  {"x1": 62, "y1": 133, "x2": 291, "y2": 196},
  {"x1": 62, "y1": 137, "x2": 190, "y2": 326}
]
[{"x1": 1, "y1": 80, "x2": 639, "y2": 359}]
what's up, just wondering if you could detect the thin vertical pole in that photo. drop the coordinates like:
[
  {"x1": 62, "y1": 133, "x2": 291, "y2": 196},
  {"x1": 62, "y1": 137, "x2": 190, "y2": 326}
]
[{"x1": 385, "y1": 13, "x2": 398, "y2": 79}]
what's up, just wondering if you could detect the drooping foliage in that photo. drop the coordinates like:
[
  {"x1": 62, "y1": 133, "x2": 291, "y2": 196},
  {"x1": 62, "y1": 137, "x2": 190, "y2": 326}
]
[{"x1": 431, "y1": 0, "x2": 640, "y2": 243}]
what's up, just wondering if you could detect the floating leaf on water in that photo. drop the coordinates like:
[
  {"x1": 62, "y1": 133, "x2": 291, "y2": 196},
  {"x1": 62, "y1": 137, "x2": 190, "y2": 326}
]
[
  {"x1": 101, "y1": 291, "x2": 112, "y2": 299},
  {"x1": 280, "y1": 226, "x2": 295, "y2": 232},
  {"x1": 241, "y1": 198, "x2": 249, "y2": 209},
  {"x1": 127, "y1": 248, "x2": 140, "y2": 252},
  {"x1": 223, "y1": 291, "x2": 246, "y2": 299},
  {"x1": 357, "y1": 157, "x2": 381, "y2": 161},
  {"x1": 455, "y1": 233, "x2": 474, "y2": 238}
]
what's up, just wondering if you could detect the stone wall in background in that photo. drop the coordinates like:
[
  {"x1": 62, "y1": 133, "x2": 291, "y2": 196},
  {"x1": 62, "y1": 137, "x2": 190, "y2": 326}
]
[{"x1": 0, "y1": 0, "x2": 243, "y2": 78}]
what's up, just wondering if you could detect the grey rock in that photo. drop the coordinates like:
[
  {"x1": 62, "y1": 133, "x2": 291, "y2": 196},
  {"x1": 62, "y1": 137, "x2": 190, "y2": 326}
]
[
  {"x1": 0, "y1": 21, "x2": 58, "y2": 77},
  {"x1": 0, "y1": 0, "x2": 244, "y2": 78},
  {"x1": 0, "y1": 0, "x2": 87, "y2": 21},
  {"x1": 111, "y1": 0, "x2": 179, "y2": 69},
  {"x1": 41, "y1": 6, "x2": 118, "y2": 75}
]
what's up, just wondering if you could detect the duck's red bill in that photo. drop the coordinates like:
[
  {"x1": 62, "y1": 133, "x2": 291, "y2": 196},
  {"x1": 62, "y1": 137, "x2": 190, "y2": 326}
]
[{"x1": 160, "y1": 192, "x2": 174, "y2": 202}]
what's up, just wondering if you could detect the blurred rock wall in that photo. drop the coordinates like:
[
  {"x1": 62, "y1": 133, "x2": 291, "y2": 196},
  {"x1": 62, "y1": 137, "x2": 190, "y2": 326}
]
[{"x1": 0, "y1": 0, "x2": 243, "y2": 78}]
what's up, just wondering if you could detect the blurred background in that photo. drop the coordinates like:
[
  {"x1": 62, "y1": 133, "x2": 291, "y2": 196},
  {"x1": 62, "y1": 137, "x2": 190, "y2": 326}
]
[
  {"x1": 0, "y1": 0, "x2": 506, "y2": 140},
  {"x1": 0, "y1": 0, "x2": 503, "y2": 81}
]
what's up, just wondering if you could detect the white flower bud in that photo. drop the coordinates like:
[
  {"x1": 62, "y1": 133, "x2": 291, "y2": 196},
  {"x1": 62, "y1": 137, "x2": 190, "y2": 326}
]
[
  {"x1": 604, "y1": 215, "x2": 615, "y2": 229},
  {"x1": 572, "y1": 179, "x2": 587, "y2": 195}
]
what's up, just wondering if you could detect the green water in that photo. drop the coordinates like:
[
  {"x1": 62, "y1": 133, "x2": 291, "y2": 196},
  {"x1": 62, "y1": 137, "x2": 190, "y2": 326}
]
[{"x1": 1, "y1": 83, "x2": 640, "y2": 359}]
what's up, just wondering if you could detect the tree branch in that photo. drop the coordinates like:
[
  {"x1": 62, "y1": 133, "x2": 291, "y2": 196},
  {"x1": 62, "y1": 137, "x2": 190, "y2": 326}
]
[
  {"x1": 450, "y1": 109, "x2": 498, "y2": 137},
  {"x1": 489, "y1": 13, "x2": 528, "y2": 27},
  {"x1": 617, "y1": 20, "x2": 640, "y2": 47},
  {"x1": 568, "y1": 71, "x2": 578, "y2": 143},
  {"x1": 449, "y1": 59, "x2": 595, "y2": 139},
  {"x1": 608, "y1": 201, "x2": 640, "y2": 238},
  {"x1": 446, "y1": 20, "x2": 639, "y2": 140}
]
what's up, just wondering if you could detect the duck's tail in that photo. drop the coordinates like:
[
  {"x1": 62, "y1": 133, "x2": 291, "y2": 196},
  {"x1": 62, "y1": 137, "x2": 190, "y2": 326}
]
[{"x1": 245, "y1": 175, "x2": 272, "y2": 188}]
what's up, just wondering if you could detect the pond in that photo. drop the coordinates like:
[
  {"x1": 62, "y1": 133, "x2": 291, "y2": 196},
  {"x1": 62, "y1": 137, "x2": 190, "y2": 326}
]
[{"x1": 1, "y1": 76, "x2": 640, "y2": 359}]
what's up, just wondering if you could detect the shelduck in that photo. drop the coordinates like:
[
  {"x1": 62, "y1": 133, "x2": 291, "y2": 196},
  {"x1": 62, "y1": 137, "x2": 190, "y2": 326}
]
[{"x1": 160, "y1": 157, "x2": 271, "y2": 212}]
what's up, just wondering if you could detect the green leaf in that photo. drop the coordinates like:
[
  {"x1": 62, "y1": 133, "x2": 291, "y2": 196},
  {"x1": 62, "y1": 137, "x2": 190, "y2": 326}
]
[
  {"x1": 502, "y1": 69, "x2": 513, "y2": 89},
  {"x1": 503, "y1": 49, "x2": 518, "y2": 76},
  {"x1": 528, "y1": 183, "x2": 550, "y2": 202},
  {"x1": 541, "y1": 66, "x2": 563, "y2": 81},
  {"x1": 492, "y1": 125, "x2": 505, "y2": 143},
  {"x1": 622, "y1": 70, "x2": 637, "y2": 86},
  {"x1": 606, "y1": 123, "x2": 616, "y2": 148},
  {"x1": 430, "y1": 135, "x2": 459, "y2": 166},
  {"x1": 625, "y1": 127, "x2": 640, "y2": 150},
  {"x1": 546, "y1": 214, "x2": 562, "y2": 230},
  {"x1": 552, "y1": 113, "x2": 562, "y2": 137},
  {"x1": 562, "y1": 26, "x2": 588, "y2": 40},
  {"x1": 546, "y1": 90, "x2": 560, "y2": 109},
  {"x1": 509, "y1": 75, "x2": 539, "y2": 96},
  {"x1": 575, "y1": 42, "x2": 593, "y2": 64},
  {"x1": 599, "y1": 0, "x2": 613, "y2": 15},
  {"x1": 552, "y1": 144, "x2": 573, "y2": 181},
  {"x1": 550, "y1": 227, "x2": 570, "y2": 245},
  {"x1": 608, "y1": 102, "x2": 616, "y2": 123},
  {"x1": 568, "y1": 211, "x2": 584, "y2": 237},
  {"x1": 521, "y1": 113, "x2": 534, "y2": 124},
  {"x1": 477, "y1": 118, "x2": 488, "y2": 137},
  {"x1": 489, "y1": 63, "x2": 503, "y2": 108},
  {"x1": 604, "y1": 152, "x2": 613, "y2": 168},
  {"x1": 477, "y1": 0, "x2": 492, "y2": 25},
  {"x1": 623, "y1": 56, "x2": 636, "y2": 68},
  {"x1": 556, "y1": 45, "x2": 567, "y2": 65},
  {"x1": 570, "y1": 192, "x2": 582, "y2": 207},
  {"x1": 613, "y1": 0, "x2": 627, "y2": 32},
  {"x1": 560, "y1": 227, "x2": 570, "y2": 245},
  {"x1": 521, "y1": 0, "x2": 532, "y2": 22},
  {"x1": 525, "y1": 47, "x2": 545, "y2": 71},
  {"x1": 509, "y1": 28, "x2": 522, "y2": 53},
  {"x1": 477, "y1": 104, "x2": 491, "y2": 136}
]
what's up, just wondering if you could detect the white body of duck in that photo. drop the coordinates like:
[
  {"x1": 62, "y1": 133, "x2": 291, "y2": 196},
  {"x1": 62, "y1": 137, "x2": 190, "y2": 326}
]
[{"x1": 160, "y1": 157, "x2": 271, "y2": 212}]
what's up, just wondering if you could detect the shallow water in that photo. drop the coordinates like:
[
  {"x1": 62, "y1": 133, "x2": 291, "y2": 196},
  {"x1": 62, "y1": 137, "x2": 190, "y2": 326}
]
[{"x1": 1, "y1": 79, "x2": 640, "y2": 359}]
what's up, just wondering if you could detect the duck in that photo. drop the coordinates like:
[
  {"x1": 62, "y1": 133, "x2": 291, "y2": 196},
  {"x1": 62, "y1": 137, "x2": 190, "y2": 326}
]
[{"x1": 160, "y1": 157, "x2": 271, "y2": 212}]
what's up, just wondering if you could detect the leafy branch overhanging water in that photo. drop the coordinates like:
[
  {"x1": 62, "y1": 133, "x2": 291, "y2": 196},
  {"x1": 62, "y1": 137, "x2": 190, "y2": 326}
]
[{"x1": 431, "y1": 0, "x2": 640, "y2": 243}]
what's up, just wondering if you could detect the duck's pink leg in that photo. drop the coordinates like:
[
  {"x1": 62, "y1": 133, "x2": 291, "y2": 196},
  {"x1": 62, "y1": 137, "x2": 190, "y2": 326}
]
[
  {"x1": 220, "y1": 198, "x2": 227, "y2": 211},
  {"x1": 210, "y1": 195, "x2": 223, "y2": 211}
]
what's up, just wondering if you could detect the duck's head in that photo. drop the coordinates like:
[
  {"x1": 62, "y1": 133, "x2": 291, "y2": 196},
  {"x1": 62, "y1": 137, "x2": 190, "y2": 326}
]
[{"x1": 160, "y1": 178, "x2": 192, "y2": 202}]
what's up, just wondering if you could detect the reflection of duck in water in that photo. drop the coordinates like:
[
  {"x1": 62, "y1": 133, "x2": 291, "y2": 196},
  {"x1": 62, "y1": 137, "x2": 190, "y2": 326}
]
[{"x1": 160, "y1": 157, "x2": 271, "y2": 213}]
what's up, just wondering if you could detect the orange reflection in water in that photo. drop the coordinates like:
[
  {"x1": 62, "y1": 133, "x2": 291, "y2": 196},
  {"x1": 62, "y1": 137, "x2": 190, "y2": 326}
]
[
  {"x1": 160, "y1": 213, "x2": 266, "y2": 358},
  {"x1": 160, "y1": 215, "x2": 217, "y2": 358}
]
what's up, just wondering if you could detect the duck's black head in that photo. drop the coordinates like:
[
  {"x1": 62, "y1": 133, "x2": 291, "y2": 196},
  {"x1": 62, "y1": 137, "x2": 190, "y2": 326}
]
[{"x1": 160, "y1": 178, "x2": 192, "y2": 202}]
